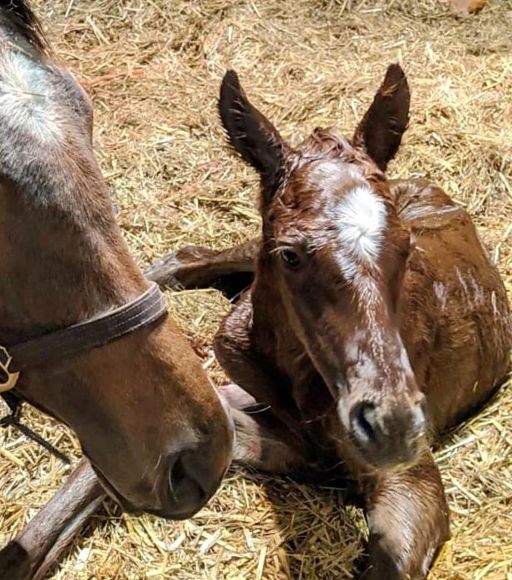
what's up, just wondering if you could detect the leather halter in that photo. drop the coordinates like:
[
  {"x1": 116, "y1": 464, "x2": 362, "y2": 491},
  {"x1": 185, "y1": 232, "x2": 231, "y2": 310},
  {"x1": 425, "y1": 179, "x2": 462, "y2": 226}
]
[{"x1": 0, "y1": 282, "x2": 167, "y2": 393}]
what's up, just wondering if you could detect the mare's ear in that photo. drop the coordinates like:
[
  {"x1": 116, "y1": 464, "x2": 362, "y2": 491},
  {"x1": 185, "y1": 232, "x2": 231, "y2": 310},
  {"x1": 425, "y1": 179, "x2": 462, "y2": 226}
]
[
  {"x1": 219, "y1": 70, "x2": 289, "y2": 204},
  {"x1": 352, "y1": 64, "x2": 410, "y2": 171}
]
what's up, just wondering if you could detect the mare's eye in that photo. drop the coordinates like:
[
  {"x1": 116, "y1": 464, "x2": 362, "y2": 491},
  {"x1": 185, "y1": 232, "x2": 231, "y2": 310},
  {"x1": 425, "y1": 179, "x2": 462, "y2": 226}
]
[{"x1": 280, "y1": 248, "x2": 302, "y2": 269}]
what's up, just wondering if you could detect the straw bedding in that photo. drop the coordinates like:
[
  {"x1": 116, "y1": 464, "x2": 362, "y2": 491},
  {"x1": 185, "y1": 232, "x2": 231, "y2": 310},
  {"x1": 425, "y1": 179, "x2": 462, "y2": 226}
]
[{"x1": 0, "y1": 0, "x2": 511, "y2": 578}]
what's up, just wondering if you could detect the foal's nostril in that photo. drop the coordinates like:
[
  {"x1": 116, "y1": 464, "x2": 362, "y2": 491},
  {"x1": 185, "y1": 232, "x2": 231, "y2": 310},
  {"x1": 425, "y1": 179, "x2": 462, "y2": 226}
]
[
  {"x1": 351, "y1": 402, "x2": 380, "y2": 445},
  {"x1": 348, "y1": 397, "x2": 428, "y2": 469}
]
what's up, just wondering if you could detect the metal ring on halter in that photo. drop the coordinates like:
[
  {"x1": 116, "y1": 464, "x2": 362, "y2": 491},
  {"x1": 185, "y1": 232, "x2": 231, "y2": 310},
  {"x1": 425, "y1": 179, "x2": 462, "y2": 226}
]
[{"x1": 0, "y1": 347, "x2": 20, "y2": 394}]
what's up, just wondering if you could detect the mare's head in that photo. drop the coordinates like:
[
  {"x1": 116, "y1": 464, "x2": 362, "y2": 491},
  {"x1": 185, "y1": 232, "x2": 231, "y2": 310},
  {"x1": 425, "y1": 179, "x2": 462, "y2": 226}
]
[
  {"x1": 219, "y1": 65, "x2": 426, "y2": 471},
  {"x1": 0, "y1": 1, "x2": 232, "y2": 517}
]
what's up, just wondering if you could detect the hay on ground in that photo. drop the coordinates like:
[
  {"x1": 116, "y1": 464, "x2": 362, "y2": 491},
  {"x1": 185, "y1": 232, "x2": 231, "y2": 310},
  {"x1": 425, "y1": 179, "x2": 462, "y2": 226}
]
[{"x1": 1, "y1": 0, "x2": 511, "y2": 578}]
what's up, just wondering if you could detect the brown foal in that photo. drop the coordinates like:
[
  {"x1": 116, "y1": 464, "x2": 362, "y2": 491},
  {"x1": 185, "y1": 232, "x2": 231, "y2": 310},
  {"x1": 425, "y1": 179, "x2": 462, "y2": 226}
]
[
  {"x1": 149, "y1": 65, "x2": 512, "y2": 578},
  {"x1": 0, "y1": 0, "x2": 232, "y2": 522}
]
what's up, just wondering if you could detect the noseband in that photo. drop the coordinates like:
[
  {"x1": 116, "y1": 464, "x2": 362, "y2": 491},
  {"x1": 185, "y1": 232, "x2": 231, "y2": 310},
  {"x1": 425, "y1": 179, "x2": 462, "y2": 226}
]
[{"x1": 0, "y1": 282, "x2": 167, "y2": 393}]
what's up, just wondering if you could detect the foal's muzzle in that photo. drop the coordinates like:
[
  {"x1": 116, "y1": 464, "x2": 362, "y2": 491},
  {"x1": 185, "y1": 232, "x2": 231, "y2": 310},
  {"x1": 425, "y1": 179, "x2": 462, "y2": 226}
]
[{"x1": 348, "y1": 396, "x2": 427, "y2": 469}]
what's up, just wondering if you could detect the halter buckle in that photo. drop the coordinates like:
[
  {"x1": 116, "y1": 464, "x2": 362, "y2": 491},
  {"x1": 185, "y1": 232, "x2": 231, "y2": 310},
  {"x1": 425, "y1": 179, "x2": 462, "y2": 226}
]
[{"x1": 0, "y1": 346, "x2": 20, "y2": 393}]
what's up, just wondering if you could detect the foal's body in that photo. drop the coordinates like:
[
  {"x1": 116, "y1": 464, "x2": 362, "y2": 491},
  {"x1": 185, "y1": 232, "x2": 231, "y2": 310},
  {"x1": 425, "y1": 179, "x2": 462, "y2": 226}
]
[
  {"x1": 211, "y1": 178, "x2": 511, "y2": 437},
  {"x1": 390, "y1": 180, "x2": 510, "y2": 431},
  {"x1": 151, "y1": 179, "x2": 511, "y2": 577},
  {"x1": 149, "y1": 69, "x2": 511, "y2": 578}
]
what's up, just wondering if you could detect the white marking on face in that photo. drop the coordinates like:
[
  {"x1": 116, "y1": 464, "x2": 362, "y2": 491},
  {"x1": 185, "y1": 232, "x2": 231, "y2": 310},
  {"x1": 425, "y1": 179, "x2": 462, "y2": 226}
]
[
  {"x1": 0, "y1": 50, "x2": 62, "y2": 144},
  {"x1": 335, "y1": 185, "x2": 387, "y2": 281},
  {"x1": 399, "y1": 343, "x2": 414, "y2": 378},
  {"x1": 332, "y1": 186, "x2": 391, "y2": 377}
]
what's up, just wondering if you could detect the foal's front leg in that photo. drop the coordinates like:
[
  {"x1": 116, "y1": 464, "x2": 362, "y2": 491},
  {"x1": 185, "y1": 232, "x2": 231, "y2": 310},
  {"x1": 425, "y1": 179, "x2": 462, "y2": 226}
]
[
  {"x1": 219, "y1": 384, "x2": 310, "y2": 474},
  {"x1": 214, "y1": 294, "x2": 306, "y2": 437},
  {"x1": 361, "y1": 449, "x2": 449, "y2": 580}
]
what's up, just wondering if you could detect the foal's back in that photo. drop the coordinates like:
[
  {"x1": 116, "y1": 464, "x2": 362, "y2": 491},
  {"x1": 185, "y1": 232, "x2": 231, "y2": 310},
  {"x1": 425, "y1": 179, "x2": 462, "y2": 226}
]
[{"x1": 394, "y1": 179, "x2": 511, "y2": 433}]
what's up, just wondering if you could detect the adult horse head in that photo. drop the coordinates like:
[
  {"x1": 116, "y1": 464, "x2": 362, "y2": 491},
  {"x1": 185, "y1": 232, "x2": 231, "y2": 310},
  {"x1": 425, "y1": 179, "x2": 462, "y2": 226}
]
[{"x1": 0, "y1": 1, "x2": 232, "y2": 518}]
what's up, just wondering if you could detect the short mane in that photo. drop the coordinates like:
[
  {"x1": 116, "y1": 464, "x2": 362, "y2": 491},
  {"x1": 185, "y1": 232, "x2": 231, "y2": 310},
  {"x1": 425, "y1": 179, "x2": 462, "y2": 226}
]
[{"x1": 294, "y1": 127, "x2": 388, "y2": 193}]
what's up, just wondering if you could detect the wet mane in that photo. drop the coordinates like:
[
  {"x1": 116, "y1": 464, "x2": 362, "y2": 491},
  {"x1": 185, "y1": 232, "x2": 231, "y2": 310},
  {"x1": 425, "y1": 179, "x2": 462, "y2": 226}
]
[
  {"x1": 293, "y1": 127, "x2": 388, "y2": 188},
  {"x1": 299, "y1": 128, "x2": 354, "y2": 159},
  {"x1": 269, "y1": 127, "x2": 392, "y2": 222}
]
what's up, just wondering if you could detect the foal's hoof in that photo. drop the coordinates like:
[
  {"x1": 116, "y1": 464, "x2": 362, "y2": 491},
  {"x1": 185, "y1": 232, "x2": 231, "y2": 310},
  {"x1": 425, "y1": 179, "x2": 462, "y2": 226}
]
[
  {"x1": 217, "y1": 383, "x2": 258, "y2": 410},
  {"x1": 145, "y1": 245, "x2": 217, "y2": 289},
  {"x1": 145, "y1": 252, "x2": 185, "y2": 289}
]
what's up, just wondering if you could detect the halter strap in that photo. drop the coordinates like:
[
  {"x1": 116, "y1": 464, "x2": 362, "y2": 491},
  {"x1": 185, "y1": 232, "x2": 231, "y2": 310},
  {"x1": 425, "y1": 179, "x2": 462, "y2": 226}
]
[{"x1": 0, "y1": 282, "x2": 167, "y2": 393}]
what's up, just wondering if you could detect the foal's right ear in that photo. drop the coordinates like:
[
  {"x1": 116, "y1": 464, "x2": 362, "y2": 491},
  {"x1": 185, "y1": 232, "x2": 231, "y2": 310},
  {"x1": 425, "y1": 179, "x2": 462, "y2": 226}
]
[
  {"x1": 219, "y1": 70, "x2": 289, "y2": 203},
  {"x1": 352, "y1": 64, "x2": 410, "y2": 172}
]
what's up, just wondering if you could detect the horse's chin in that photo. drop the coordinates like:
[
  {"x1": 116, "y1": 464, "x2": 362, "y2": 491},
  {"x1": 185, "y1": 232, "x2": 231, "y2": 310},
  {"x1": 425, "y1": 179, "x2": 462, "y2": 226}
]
[
  {"x1": 334, "y1": 433, "x2": 425, "y2": 477},
  {"x1": 90, "y1": 464, "x2": 142, "y2": 514}
]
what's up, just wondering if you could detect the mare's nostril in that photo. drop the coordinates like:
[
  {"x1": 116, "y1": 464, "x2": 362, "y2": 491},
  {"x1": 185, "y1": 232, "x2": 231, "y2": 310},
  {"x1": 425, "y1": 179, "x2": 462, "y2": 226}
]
[
  {"x1": 351, "y1": 402, "x2": 380, "y2": 445},
  {"x1": 168, "y1": 454, "x2": 201, "y2": 503},
  {"x1": 168, "y1": 451, "x2": 207, "y2": 506},
  {"x1": 165, "y1": 443, "x2": 227, "y2": 519}
]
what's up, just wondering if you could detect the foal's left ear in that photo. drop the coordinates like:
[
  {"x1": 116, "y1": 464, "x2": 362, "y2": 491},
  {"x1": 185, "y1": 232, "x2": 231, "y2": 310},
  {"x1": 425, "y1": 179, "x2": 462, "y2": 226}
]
[{"x1": 352, "y1": 64, "x2": 410, "y2": 171}]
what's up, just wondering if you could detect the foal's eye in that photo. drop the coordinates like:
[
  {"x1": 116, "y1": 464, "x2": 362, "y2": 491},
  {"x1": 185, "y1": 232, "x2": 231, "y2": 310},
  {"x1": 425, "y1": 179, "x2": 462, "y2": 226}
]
[{"x1": 279, "y1": 249, "x2": 302, "y2": 269}]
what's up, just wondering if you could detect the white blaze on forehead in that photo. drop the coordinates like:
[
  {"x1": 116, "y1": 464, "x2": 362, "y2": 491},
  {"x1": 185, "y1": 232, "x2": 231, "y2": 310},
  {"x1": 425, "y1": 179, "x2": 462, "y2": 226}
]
[
  {"x1": 335, "y1": 185, "x2": 387, "y2": 280},
  {"x1": 0, "y1": 50, "x2": 61, "y2": 145}
]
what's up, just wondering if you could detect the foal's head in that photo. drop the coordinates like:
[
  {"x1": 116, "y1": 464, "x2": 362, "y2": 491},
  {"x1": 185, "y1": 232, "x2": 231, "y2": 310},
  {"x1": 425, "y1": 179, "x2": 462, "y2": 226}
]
[
  {"x1": 219, "y1": 65, "x2": 426, "y2": 471},
  {"x1": 0, "y1": 2, "x2": 232, "y2": 517}
]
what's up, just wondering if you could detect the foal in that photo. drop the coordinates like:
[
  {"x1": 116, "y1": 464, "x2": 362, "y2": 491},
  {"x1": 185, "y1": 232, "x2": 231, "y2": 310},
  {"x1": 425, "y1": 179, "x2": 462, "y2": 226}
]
[{"x1": 149, "y1": 65, "x2": 512, "y2": 578}]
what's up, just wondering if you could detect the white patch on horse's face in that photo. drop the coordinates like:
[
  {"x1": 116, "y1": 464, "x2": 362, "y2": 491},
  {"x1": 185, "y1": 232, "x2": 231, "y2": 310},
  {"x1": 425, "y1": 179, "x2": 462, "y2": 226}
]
[
  {"x1": 335, "y1": 185, "x2": 387, "y2": 281},
  {"x1": 0, "y1": 50, "x2": 61, "y2": 144}
]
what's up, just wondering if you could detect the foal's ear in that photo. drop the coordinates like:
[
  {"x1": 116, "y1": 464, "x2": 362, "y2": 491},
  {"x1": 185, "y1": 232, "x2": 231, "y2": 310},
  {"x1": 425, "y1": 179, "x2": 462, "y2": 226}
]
[
  {"x1": 352, "y1": 64, "x2": 410, "y2": 171},
  {"x1": 219, "y1": 70, "x2": 289, "y2": 203}
]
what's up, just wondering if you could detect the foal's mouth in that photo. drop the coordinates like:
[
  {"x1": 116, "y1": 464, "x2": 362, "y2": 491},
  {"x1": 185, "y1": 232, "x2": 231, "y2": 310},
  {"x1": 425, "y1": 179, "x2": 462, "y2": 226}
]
[{"x1": 346, "y1": 427, "x2": 427, "y2": 474}]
